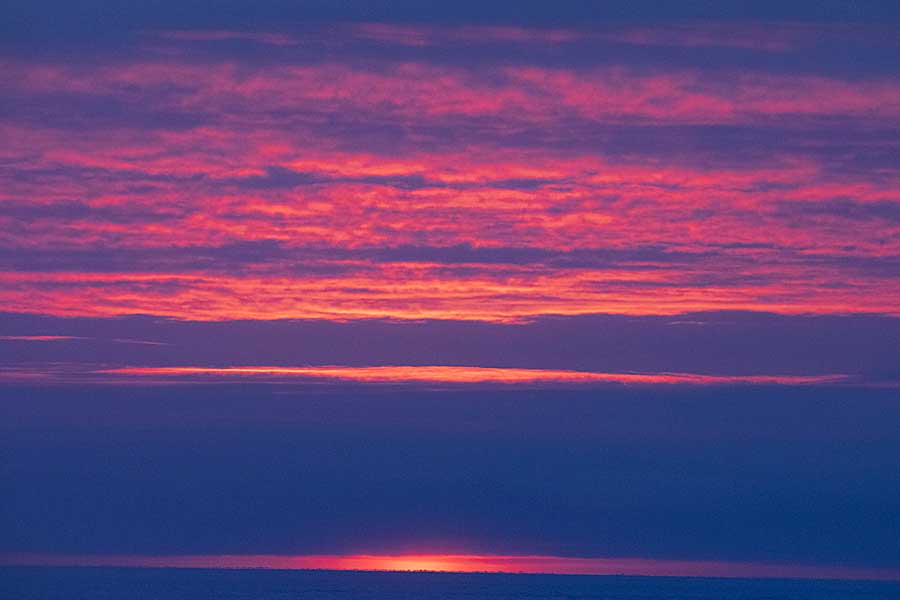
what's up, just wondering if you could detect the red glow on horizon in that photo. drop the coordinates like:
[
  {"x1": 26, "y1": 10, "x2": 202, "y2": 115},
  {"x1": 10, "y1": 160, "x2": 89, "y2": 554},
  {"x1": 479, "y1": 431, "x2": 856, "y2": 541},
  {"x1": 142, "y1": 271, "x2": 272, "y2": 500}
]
[{"x1": 3, "y1": 553, "x2": 898, "y2": 582}]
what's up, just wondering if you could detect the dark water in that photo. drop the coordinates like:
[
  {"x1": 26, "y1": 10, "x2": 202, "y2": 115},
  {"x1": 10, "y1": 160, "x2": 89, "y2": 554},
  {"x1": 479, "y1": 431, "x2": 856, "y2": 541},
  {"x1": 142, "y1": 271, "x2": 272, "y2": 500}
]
[{"x1": 2, "y1": 567, "x2": 899, "y2": 600}]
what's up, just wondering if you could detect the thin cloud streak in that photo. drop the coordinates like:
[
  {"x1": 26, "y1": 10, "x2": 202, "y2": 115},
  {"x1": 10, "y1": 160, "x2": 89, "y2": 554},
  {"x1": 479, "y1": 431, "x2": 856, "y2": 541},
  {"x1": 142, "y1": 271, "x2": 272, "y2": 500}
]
[
  {"x1": 0, "y1": 335, "x2": 168, "y2": 345},
  {"x1": 96, "y1": 365, "x2": 848, "y2": 386},
  {"x1": 0, "y1": 335, "x2": 82, "y2": 341}
]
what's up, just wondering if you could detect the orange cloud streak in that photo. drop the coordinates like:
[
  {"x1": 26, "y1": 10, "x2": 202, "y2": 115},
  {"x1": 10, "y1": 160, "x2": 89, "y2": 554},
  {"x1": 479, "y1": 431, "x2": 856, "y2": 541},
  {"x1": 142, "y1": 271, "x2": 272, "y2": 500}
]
[
  {"x1": 2, "y1": 267, "x2": 898, "y2": 322},
  {"x1": 95, "y1": 365, "x2": 848, "y2": 386}
]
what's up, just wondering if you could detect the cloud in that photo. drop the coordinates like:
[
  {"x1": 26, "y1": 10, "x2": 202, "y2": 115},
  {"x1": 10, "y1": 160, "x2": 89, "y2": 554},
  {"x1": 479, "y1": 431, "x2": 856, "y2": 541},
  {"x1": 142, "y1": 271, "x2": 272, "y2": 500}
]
[
  {"x1": 1, "y1": 18, "x2": 897, "y2": 346},
  {"x1": 0, "y1": 335, "x2": 167, "y2": 345},
  {"x1": 775, "y1": 198, "x2": 900, "y2": 222},
  {"x1": 0, "y1": 335, "x2": 82, "y2": 341},
  {"x1": 3, "y1": 383, "x2": 899, "y2": 565},
  {"x1": 156, "y1": 30, "x2": 300, "y2": 46},
  {"x1": 2, "y1": 311, "x2": 897, "y2": 384},
  {"x1": 90, "y1": 365, "x2": 850, "y2": 386}
]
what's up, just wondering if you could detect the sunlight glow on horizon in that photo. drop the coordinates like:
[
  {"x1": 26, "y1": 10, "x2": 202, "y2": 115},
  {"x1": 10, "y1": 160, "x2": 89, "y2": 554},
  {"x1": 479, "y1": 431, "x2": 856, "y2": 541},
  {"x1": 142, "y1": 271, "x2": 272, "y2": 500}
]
[{"x1": 3, "y1": 553, "x2": 899, "y2": 582}]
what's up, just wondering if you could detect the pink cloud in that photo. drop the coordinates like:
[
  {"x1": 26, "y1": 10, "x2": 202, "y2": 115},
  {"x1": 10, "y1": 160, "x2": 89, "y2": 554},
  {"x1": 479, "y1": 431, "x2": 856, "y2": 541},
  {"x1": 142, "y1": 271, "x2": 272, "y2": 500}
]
[{"x1": 3, "y1": 43, "x2": 898, "y2": 323}]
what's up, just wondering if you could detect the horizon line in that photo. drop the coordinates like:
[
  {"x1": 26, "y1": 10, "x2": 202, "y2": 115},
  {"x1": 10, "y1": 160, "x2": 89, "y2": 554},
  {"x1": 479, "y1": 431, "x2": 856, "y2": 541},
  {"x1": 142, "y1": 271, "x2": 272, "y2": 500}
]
[{"x1": 3, "y1": 553, "x2": 898, "y2": 583}]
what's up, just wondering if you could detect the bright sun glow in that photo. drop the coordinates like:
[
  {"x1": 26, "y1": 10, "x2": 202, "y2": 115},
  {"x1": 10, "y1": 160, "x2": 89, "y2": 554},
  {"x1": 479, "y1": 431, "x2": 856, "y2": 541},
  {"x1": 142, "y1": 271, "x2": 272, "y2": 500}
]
[{"x1": 5, "y1": 553, "x2": 899, "y2": 581}]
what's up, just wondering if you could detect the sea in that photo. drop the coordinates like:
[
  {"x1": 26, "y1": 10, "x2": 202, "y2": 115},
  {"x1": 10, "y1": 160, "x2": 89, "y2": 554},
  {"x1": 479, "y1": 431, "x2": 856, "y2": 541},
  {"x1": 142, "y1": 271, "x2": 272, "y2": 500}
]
[{"x1": 2, "y1": 567, "x2": 899, "y2": 600}]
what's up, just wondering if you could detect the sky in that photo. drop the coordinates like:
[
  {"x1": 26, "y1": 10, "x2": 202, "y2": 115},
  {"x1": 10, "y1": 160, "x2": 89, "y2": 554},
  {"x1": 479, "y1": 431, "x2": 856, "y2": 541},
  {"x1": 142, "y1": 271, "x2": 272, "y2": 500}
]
[{"x1": 1, "y1": 0, "x2": 900, "y2": 581}]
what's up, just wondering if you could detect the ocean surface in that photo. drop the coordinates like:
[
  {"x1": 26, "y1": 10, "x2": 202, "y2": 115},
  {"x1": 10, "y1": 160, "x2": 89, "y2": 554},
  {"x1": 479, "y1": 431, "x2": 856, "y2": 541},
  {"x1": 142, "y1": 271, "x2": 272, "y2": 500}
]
[{"x1": 3, "y1": 567, "x2": 899, "y2": 600}]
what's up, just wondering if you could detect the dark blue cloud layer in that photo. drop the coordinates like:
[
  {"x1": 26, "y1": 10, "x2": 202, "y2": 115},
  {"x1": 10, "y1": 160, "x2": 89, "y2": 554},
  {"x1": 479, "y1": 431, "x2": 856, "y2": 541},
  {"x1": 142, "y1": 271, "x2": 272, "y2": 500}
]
[
  {"x1": 3, "y1": 384, "x2": 899, "y2": 566},
  {"x1": 5, "y1": 1, "x2": 900, "y2": 88}
]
